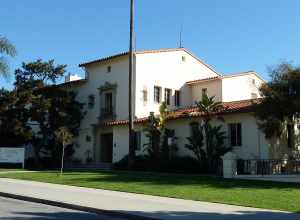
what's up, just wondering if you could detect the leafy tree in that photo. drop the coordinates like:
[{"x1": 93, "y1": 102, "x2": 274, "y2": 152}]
[
  {"x1": 0, "y1": 36, "x2": 17, "y2": 78},
  {"x1": 55, "y1": 127, "x2": 73, "y2": 175},
  {"x1": 207, "y1": 124, "x2": 232, "y2": 160},
  {"x1": 144, "y1": 102, "x2": 177, "y2": 161},
  {"x1": 195, "y1": 94, "x2": 223, "y2": 167},
  {"x1": 255, "y1": 62, "x2": 300, "y2": 150},
  {"x1": 0, "y1": 59, "x2": 84, "y2": 168},
  {"x1": 185, "y1": 122, "x2": 205, "y2": 162}
]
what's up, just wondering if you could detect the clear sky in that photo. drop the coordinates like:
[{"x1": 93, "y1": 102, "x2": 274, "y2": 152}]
[{"x1": 1, "y1": 0, "x2": 300, "y2": 89}]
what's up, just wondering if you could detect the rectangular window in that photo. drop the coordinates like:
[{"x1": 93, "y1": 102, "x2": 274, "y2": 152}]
[
  {"x1": 104, "y1": 92, "x2": 113, "y2": 113},
  {"x1": 154, "y1": 86, "x2": 161, "y2": 103},
  {"x1": 251, "y1": 93, "x2": 258, "y2": 99},
  {"x1": 164, "y1": 88, "x2": 172, "y2": 105},
  {"x1": 174, "y1": 90, "x2": 180, "y2": 107},
  {"x1": 229, "y1": 123, "x2": 242, "y2": 147},
  {"x1": 107, "y1": 66, "x2": 111, "y2": 73},
  {"x1": 88, "y1": 95, "x2": 95, "y2": 109},
  {"x1": 202, "y1": 88, "x2": 207, "y2": 98},
  {"x1": 134, "y1": 131, "x2": 141, "y2": 151},
  {"x1": 142, "y1": 89, "x2": 148, "y2": 102}
]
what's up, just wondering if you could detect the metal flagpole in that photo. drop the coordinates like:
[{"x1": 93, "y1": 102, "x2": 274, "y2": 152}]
[{"x1": 128, "y1": 0, "x2": 135, "y2": 168}]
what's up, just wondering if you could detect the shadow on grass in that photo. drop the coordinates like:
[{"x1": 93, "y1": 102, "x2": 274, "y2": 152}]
[{"x1": 64, "y1": 170, "x2": 300, "y2": 190}]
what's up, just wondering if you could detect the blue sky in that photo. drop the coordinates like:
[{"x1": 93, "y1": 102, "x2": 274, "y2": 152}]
[{"x1": 1, "y1": 0, "x2": 300, "y2": 89}]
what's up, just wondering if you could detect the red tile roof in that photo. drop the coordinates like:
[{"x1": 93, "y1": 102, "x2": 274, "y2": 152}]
[
  {"x1": 186, "y1": 76, "x2": 220, "y2": 85},
  {"x1": 187, "y1": 71, "x2": 266, "y2": 85},
  {"x1": 56, "y1": 79, "x2": 87, "y2": 87},
  {"x1": 102, "y1": 99, "x2": 260, "y2": 126}
]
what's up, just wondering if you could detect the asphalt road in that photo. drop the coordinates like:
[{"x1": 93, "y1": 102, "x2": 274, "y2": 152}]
[{"x1": 0, "y1": 197, "x2": 123, "y2": 220}]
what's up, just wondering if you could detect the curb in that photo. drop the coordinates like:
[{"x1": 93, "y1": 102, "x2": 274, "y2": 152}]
[{"x1": 0, "y1": 191, "x2": 160, "y2": 220}]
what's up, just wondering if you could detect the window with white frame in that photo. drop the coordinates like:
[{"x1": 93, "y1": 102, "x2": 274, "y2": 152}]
[
  {"x1": 164, "y1": 88, "x2": 172, "y2": 105},
  {"x1": 154, "y1": 86, "x2": 161, "y2": 103},
  {"x1": 228, "y1": 123, "x2": 242, "y2": 147}
]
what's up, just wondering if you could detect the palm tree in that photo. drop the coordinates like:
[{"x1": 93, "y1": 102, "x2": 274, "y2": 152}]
[
  {"x1": 196, "y1": 94, "x2": 223, "y2": 171},
  {"x1": 55, "y1": 127, "x2": 73, "y2": 175},
  {"x1": 0, "y1": 36, "x2": 17, "y2": 78}
]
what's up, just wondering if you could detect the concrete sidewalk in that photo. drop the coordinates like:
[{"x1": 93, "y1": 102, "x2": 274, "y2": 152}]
[{"x1": 0, "y1": 178, "x2": 299, "y2": 220}]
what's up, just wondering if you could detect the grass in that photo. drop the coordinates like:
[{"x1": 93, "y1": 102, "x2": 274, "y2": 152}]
[
  {"x1": 0, "y1": 168, "x2": 23, "y2": 172},
  {"x1": 0, "y1": 170, "x2": 300, "y2": 212}
]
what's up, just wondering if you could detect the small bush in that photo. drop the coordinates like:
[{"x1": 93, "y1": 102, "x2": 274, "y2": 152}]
[{"x1": 114, "y1": 155, "x2": 208, "y2": 174}]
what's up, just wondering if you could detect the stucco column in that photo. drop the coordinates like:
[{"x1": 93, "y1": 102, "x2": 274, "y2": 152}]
[{"x1": 222, "y1": 152, "x2": 237, "y2": 178}]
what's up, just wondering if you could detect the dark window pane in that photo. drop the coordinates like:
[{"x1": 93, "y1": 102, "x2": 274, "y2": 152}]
[
  {"x1": 230, "y1": 124, "x2": 236, "y2": 146},
  {"x1": 237, "y1": 123, "x2": 242, "y2": 146}
]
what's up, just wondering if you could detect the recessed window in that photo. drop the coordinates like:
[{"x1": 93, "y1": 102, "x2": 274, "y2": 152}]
[
  {"x1": 107, "y1": 66, "x2": 111, "y2": 73},
  {"x1": 182, "y1": 56, "x2": 186, "y2": 62},
  {"x1": 164, "y1": 88, "x2": 172, "y2": 105},
  {"x1": 228, "y1": 123, "x2": 242, "y2": 147},
  {"x1": 202, "y1": 88, "x2": 207, "y2": 98},
  {"x1": 175, "y1": 90, "x2": 180, "y2": 107},
  {"x1": 86, "y1": 135, "x2": 92, "y2": 142},
  {"x1": 134, "y1": 131, "x2": 141, "y2": 151},
  {"x1": 252, "y1": 79, "x2": 255, "y2": 85},
  {"x1": 88, "y1": 95, "x2": 95, "y2": 109},
  {"x1": 104, "y1": 92, "x2": 113, "y2": 113},
  {"x1": 251, "y1": 93, "x2": 258, "y2": 99},
  {"x1": 142, "y1": 89, "x2": 148, "y2": 103},
  {"x1": 154, "y1": 86, "x2": 161, "y2": 103}
]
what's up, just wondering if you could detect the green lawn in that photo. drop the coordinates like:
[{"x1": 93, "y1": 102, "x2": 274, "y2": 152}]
[
  {"x1": 0, "y1": 171, "x2": 299, "y2": 212},
  {"x1": 0, "y1": 168, "x2": 23, "y2": 172}
]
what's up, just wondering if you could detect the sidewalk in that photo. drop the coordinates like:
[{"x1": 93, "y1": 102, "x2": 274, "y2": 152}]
[{"x1": 0, "y1": 178, "x2": 299, "y2": 220}]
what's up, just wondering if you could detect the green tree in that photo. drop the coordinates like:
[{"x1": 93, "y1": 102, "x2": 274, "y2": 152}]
[
  {"x1": 255, "y1": 62, "x2": 300, "y2": 150},
  {"x1": 0, "y1": 59, "x2": 84, "y2": 168},
  {"x1": 185, "y1": 122, "x2": 205, "y2": 162},
  {"x1": 144, "y1": 102, "x2": 177, "y2": 161},
  {"x1": 195, "y1": 94, "x2": 223, "y2": 166},
  {"x1": 0, "y1": 36, "x2": 17, "y2": 78}
]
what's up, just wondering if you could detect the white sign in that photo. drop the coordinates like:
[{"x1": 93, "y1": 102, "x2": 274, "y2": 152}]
[{"x1": 0, "y1": 148, "x2": 25, "y2": 168}]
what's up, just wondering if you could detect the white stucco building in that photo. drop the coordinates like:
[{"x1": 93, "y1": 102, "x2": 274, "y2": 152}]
[{"x1": 60, "y1": 48, "x2": 280, "y2": 165}]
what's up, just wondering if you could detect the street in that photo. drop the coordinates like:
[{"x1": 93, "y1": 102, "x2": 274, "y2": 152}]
[{"x1": 0, "y1": 197, "x2": 123, "y2": 220}]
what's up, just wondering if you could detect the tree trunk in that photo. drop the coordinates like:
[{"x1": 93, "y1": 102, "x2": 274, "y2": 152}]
[{"x1": 60, "y1": 142, "x2": 65, "y2": 175}]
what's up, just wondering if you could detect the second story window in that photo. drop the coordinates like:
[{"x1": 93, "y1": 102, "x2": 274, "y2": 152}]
[
  {"x1": 104, "y1": 92, "x2": 113, "y2": 113},
  {"x1": 88, "y1": 95, "x2": 95, "y2": 109},
  {"x1": 202, "y1": 88, "x2": 207, "y2": 98},
  {"x1": 107, "y1": 66, "x2": 111, "y2": 73},
  {"x1": 164, "y1": 88, "x2": 172, "y2": 105},
  {"x1": 154, "y1": 86, "x2": 161, "y2": 103},
  {"x1": 228, "y1": 123, "x2": 242, "y2": 147},
  {"x1": 175, "y1": 90, "x2": 180, "y2": 107},
  {"x1": 142, "y1": 89, "x2": 148, "y2": 103},
  {"x1": 251, "y1": 93, "x2": 258, "y2": 99}
]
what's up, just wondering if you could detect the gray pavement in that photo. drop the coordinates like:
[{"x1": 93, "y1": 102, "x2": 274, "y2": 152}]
[
  {"x1": 0, "y1": 197, "x2": 122, "y2": 220},
  {"x1": 0, "y1": 178, "x2": 299, "y2": 220}
]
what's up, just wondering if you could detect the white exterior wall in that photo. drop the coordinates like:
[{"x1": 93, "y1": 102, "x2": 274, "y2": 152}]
[
  {"x1": 191, "y1": 79, "x2": 222, "y2": 103},
  {"x1": 64, "y1": 57, "x2": 130, "y2": 162},
  {"x1": 61, "y1": 50, "x2": 268, "y2": 164},
  {"x1": 111, "y1": 112, "x2": 270, "y2": 161},
  {"x1": 134, "y1": 51, "x2": 219, "y2": 118},
  {"x1": 221, "y1": 74, "x2": 263, "y2": 102}
]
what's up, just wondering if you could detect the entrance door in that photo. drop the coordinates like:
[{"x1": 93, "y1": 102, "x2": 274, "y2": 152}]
[{"x1": 100, "y1": 133, "x2": 113, "y2": 163}]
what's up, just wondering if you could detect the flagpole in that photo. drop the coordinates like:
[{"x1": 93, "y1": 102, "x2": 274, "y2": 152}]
[{"x1": 128, "y1": 0, "x2": 135, "y2": 168}]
